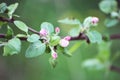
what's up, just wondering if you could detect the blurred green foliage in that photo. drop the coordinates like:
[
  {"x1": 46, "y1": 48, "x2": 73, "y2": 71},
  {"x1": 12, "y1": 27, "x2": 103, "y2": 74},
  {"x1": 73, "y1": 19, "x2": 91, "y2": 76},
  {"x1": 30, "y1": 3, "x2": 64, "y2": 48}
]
[{"x1": 0, "y1": 0, "x2": 120, "y2": 80}]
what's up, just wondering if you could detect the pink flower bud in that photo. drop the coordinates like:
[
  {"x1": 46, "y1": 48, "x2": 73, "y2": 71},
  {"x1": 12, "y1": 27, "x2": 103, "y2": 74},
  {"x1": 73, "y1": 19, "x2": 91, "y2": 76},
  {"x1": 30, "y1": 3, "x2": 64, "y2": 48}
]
[
  {"x1": 64, "y1": 36, "x2": 71, "y2": 41},
  {"x1": 59, "y1": 39, "x2": 69, "y2": 47},
  {"x1": 52, "y1": 52, "x2": 58, "y2": 59},
  {"x1": 39, "y1": 29, "x2": 48, "y2": 36},
  {"x1": 55, "y1": 27, "x2": 60, "y2": 33},
  {"x1": 91, "y1": 17, "x2": 99, "y2": 24}
]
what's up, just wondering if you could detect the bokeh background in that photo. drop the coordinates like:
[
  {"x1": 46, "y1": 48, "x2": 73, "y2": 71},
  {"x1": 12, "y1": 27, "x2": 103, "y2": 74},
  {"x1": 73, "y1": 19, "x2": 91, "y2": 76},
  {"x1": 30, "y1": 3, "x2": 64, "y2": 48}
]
[{"x1": 0, "y1": 0, "x2": 120, "y2": 80}]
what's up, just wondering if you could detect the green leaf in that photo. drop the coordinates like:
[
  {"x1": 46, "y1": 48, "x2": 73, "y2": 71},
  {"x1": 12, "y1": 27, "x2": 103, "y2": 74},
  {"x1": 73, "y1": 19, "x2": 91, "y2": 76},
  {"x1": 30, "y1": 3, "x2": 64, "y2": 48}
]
[
  {"x1": 41, "y1": 22, "x2": 54, "y2": 34},
  {"x1": 56, "y1": 46, "x2": 72, "y2": 57},
  {"x1": 86, "y1": 30, "x2": 102, "y2": 44},
  {"x1": 69, "y1": 42, "x2": 81, "y2": 54},
  {"x1": 27, "y1": 34, "x2": 40, "y2": 42},
  {"x1": 25, "y1": 41, "x2": 46, "y2": 58},
  {"x1": 7, "y1": 3, "x2": 19, "y2": 19},
  {"x1": 50, "y1": 36, "x2": 61, "y2": 46},
  {"x1": 83, "y1": 17, "x2": 92, "y2": 27},
  {"x1": 3, "y1": 37, "x2": 21, "y2": 56},
  {"x1": 0, "y1": 21, "x2": 6, "y2": 28},
  {"x1": 99, "y1": 0, "x2": 117, "y2": 14},
  {"x1": 16, "y1": 34, "x2": 27, "y2": 37},
  {"x1": 6, "y1": 25, "x2": 14, "y2": 39},
  {"x1": 82, "y1": 58, "x2": 104, "y2": 70},
  {"x1": 49, "y1": 57, "x2": 57, "y2": 68},
  {"x1": 104, "y1": 18, "x2": 119, "y2": 27},
  {"x1": 63, "y1": 48, "x2": 72, "y2": 57},
  {"x1": 58, "y1": 18, "x2": 81, "y2": 25},
  {"x1": 14, "y1": 20, "x2": 28, "y2": 33},
  {"x1": 56, "y1": 45, "x2": 64, "y2": 54},
  {"x1": 69, "y1": 27, "x2": 80, "y2": 37},
  {"x1": 97, "y1": 41, "x2": 111, "y2": 62},
  {"x1": 0, "y1": 3, "x2": 7, "y2": 13}
]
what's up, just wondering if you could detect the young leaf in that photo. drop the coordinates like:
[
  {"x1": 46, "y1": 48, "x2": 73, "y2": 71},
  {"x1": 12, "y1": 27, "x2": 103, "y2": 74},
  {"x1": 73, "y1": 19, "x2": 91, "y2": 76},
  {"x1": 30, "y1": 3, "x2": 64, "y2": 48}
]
[
  {"x1": 86, "y1": 30, "x2": 102, "y2": 44},
  {"x1": 63, "y1": 48, "x2": 72, "y2": 57},
  {"x1": 41, "y1": 22, "x2": 54, "y2": 34},
  {"x1": 0, "y1": 3, "x2": 7, "y2": 13},
  {"x1": 16, "y1": 34, "x2": 27, "y2": 37},
  {"x1": 69, "y1": 27, "x2": 80, "y2": 37},
  {"x1": 27, "y1": 34, "x2": 40, "y2": 42},
  {"x1": 99, "y1": 0, "x2": 117, "y2": 14},
  {"x1": 3, "y1": 37, "x2": 21, "y2": 56},
  {"x1": 82, "y1": 58, "x2": 104, "y2": 70},
  {"x1": 7, "y1": 3, "x2": 19, "y2": 19},
  {"x1": 14, "y1": 20, "x2": 28, "y2": 33},
  {"x1": 50, "y1": 36, "x2": 61, "y2": 46},
  {"x1": 6, "y1": 25, "x2": 14, "y2": 39},
  {"x1": 104, "y1": 18, "x2": 119, "y2": 27},
  {"x1": 58, "y1": 18, "x2": 81, "y2": 25},
  {"x1": 0, "y1": 21, "x2": 6, "y2": 28},
  {"x1": 25, "y1": 41, "x2": 46, "y2": 58},
  {"x1": 97, "y1": 41, "x2": 111, "y2": 62},
  {"x1": 49, "y1": 57, "x2": 57, "y2": 68},
  {"x1": 83, "y1": 17, "x2": 92, "y2": 27}
]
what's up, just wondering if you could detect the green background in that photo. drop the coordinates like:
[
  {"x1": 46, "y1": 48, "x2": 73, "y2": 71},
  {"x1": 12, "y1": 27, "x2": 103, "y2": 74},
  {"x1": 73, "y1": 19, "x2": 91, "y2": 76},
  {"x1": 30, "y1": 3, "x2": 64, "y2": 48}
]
[{"x1": 0, "y1": 0, "x2": 120, "y2": 80}]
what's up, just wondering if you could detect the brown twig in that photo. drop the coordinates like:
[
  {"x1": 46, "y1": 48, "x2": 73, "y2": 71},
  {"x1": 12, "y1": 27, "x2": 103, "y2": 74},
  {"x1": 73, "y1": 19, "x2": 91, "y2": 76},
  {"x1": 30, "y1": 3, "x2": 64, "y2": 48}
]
[
  {"x1": 0, "y1": 17, "x2": 39, "y2": 34},
  {"x1": 110, "y1": 65, "x2": 120, "y2": 73}
]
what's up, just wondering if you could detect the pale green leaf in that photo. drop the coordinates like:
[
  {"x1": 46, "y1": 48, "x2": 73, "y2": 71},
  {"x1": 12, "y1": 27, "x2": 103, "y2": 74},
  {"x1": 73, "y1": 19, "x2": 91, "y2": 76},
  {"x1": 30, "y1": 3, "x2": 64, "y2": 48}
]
[
  {"x1": 50, "y1": 36, "x2": 61, "y2": 46},
  {"x1": 58, "y1": 18, "x2": 81, "y2": 25},
  {"x1": 25, "y1": 41, "x2": 46, "y2": 58},
  {"x1": 7, "y1": 3, "x2": 19, "y2": 19},
  {"x1": 97, "y1": 41, "x2": 111, "y2": 62},
  {"x1": 49, "y1": 57, "x2": 57, "y2": 68},
  {"x1": 14, "y1": 20, "x2": 28, "y2": 33},
  {"x1": 69, "y1": 27, "x2": 80, "y2": 37},
  {"x1": 0, "y1": 3, "x2": 7, "y2": 13},
  {"x1": 3, "y1": 37, "x2": 21, "y2": 56},
  {"x1": 104, "y1": 18, "x2": 119, "y2": 27},
  {"x1": 99, "y1": 0, "x2": 117, "y2": 14},
  {"x1": 16, "y1": 34, "x2": 27, "y2": 37},
  {"x1": 83, "y1": 17, "x2": 92, "y2": 27},
  {"x1": 41, "y1": 22, "x2": 54, "y2": 34},
  {"x1": 86, "y1": 31, "x2": 102, "y2": 44},
  {"x1": 82, "y1": 58, "x2": 104, "y2": 70},
  {"x1": 27, "y1": 34, "x2": 40, "y2": 42}
]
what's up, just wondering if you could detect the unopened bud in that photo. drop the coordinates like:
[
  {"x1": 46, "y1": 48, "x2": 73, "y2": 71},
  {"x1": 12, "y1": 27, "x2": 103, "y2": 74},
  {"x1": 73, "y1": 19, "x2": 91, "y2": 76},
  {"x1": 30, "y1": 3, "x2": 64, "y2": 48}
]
[
  {"x1": 55, "y1": 27, "x2": 60, "y2": 33},
  {"x1": 59, "y1": 39, "x2": 69, "y2": 47},
  {"x1": 39, "y1": 29, "x2": 48, "y2": 36},
  {"x1": 91, "y1": 17, "x2": 99, "y2": 24},
  {"x1": 64, "y1": 36, "x2": 71, "y2": 41},
  {"x1": 52, "y1": 52, "x2": 58, "y2": 60}
]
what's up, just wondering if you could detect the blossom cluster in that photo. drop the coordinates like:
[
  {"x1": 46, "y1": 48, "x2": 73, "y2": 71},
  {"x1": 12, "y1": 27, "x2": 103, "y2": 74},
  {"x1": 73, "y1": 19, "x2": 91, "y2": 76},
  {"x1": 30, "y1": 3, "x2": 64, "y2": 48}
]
[{"x1": 39, "y1": 27, "x2": 71, "y2": 60}]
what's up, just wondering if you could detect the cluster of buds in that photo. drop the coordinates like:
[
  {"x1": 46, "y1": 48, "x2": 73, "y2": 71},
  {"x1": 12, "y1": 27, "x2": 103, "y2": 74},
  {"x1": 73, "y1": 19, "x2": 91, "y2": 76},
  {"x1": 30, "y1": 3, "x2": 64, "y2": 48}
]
[{"x1": 39, "y1": 27, "x2": 71, "y2": 60}]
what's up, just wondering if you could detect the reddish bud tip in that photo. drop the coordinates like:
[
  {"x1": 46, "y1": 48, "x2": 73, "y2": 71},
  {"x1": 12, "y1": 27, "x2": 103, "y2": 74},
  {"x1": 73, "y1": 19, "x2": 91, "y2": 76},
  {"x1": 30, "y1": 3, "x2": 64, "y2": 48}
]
[
  {"x1": 55, "y1": 27, "x2": 60, "y2": 33},
  {"x1": 52, "y1": 52, "x2": 58, "y2": 60},
  {"x1": 64, "y1": 36, "x2": 71, "y2": 41},
  {"x1": 39, "y1": 29, "x2": 48, "y2": 36},
  {"x1": 91, "y1": 17, "x2": 99, "y2": 24}
]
